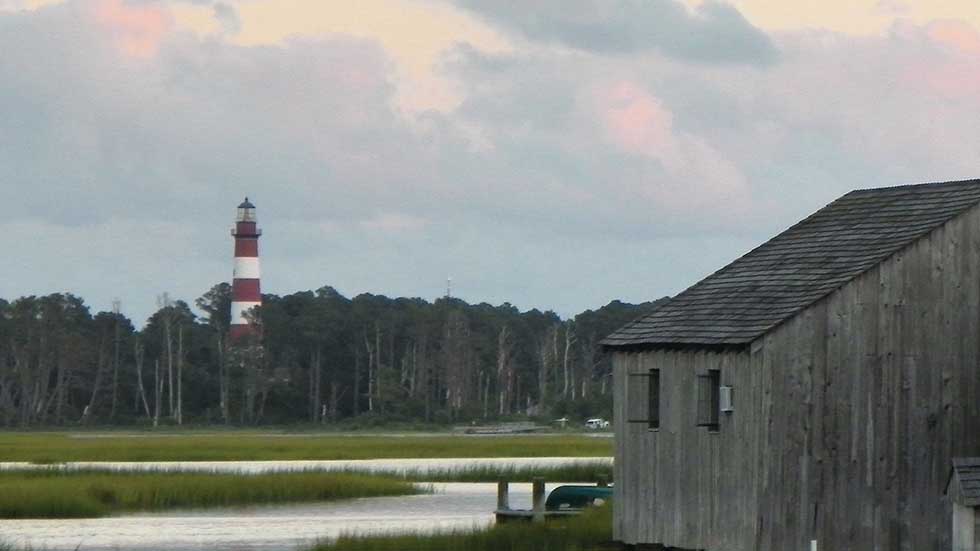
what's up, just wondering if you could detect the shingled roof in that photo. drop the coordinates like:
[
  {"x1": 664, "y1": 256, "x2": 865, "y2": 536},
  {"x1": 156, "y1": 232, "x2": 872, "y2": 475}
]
[
  {"x1": 948, "y1": 457, "x2": 980, "y2": 507},
  {"x1": 603, "y1": 179, "x2": 980, "y2": 348}
]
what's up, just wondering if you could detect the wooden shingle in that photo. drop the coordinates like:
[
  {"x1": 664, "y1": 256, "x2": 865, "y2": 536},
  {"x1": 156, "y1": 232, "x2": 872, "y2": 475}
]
[
  {"x1": 948, "y1": 457, "x2": 980, "y2": 507},
  {"x1": 603, "y1": 179, "x2": 980, "y2": 347}
]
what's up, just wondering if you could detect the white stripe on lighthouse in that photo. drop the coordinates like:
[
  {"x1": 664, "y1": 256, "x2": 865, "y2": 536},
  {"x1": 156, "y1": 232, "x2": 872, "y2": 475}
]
[
  {"x1": 230, "y1": 301, "x2": 262, "y2": 325},
  {"x1": 233, "y1": 257, "x2": 261, "y2": 279}
]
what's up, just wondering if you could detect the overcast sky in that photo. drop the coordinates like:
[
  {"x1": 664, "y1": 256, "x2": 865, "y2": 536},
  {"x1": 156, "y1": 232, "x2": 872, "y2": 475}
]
[{"x1": 2, "y1": 0, "x2": 980, "y2": 324}]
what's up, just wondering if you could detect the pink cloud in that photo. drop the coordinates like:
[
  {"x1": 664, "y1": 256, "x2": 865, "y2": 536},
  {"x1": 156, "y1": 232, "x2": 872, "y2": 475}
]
[
  {"x1": 592, "y1": 81, "x2": 749, "y2": 217},
  {"x1": 927, "y1": 20, "x2": 980, "y2": 54},
  {"x1": 599, "y1": 81, "x2": 676, "y2": 162},
  {"x1": 898, "y1": 21, "x2": 980, "y2": 99},
  {"x1": 93, "y1": 0, "x2": 172, "y2": 59}
]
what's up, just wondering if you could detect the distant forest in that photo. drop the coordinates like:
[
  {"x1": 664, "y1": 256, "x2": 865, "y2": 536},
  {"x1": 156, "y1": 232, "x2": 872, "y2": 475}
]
[{"x1": 0, "y1": 285, "x2": 665, "y2": 427}]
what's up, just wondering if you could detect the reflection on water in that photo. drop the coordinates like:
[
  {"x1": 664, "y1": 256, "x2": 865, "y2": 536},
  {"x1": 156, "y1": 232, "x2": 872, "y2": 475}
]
[
  {"x1": 2, "y1": 483, "x2": 543, "y2": 551},
  {"x1": 0, "y1": 460, "x2": 596, "y2": 551}
]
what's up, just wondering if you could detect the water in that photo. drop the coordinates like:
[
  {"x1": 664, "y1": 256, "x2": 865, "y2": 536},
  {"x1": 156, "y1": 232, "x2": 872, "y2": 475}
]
[
  {"x1": 0, "y1": 456, "x2": 611, "y2": 475},
  {"x1": 0, "y1": 457, "x2": 611, "y2": 551},
  {"x1": 0, "y1": 482, "x2": 559, "y2": 551}
]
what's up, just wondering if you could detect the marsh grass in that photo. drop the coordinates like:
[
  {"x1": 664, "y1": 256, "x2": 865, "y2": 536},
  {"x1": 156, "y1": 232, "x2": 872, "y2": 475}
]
[
  {"x1": 0, "y1": 433, "x2": 612, "y2": 463},
  {"x1": 0, "y1": 469, "x2": 421, "y2": 518},
  {"x1": 315, "y1": 503, "x2": 613, "y2": 551},
  {"x1": 375, "y1": 462, "x2": 613, "y2": 483}
]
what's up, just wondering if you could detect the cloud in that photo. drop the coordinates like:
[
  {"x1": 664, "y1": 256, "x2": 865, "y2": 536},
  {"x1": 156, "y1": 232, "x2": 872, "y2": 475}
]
[
  {"x1": 360, "y1": 213, "x2": 430, "y2": 233},
  {"x1": 451, "y1": 0, "x2": 777, "y2": 64},
  {"x1": 875, "y1": 0, "x2": 910, "y2": 16},
  {"x1": 925, "y1": 19, "x2": 980, "y2": 53},
  {"x1": 599, "y1": 81, "x2": 676, "y2": 158},
  {"x1": 3, "y1": 1, "x2": 980, "y2": 324},
  {"x1": 212, "y1": 2, "x2": 239, "y2": 34},
  {"x1": 92, "y1": 0, "x2": 172, "y2": 58}
]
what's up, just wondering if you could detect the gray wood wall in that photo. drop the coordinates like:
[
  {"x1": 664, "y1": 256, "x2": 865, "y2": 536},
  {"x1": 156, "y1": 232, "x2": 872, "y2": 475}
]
[{"x1": 614, "y1": 204, "x2": 980, "y2": 551}]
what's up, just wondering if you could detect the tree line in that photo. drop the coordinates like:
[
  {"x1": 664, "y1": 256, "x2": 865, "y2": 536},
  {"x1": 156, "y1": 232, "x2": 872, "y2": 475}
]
[{"x1": 0, "y1": 285, "x2": 664, "y2": 427}]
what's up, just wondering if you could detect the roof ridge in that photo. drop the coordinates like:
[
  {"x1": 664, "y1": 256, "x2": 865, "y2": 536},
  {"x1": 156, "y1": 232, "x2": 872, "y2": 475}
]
[
  {"x1": 612, "y1": 191, "x2": 858, "y2": 327},
  {"x1": 747, "y1": 200, "x2": 980, "y2": 339},
  {"x1": 849, "y1": 177, "x2": 980, "y2": 194}
]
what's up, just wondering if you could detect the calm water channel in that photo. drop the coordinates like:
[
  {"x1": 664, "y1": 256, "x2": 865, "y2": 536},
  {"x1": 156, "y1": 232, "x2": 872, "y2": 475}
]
[
  {"x1": 0, "y1": 458, "x2": 610, "y2": 551},
  {"x1": 0, "y1": 456, "x2": 612, "y2": 475}
]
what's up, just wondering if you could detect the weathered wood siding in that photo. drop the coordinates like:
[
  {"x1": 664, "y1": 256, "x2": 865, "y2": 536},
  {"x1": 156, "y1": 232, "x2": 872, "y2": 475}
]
[
  {"x1": 614, "y1": 204, "x2": 980, "y2": 550},
  {"x1": 952, "y1": 504, "x2": 978, "y2": 551},
  {"x1": 613, "y1": 348, "x2": 760, "y2": 549}
]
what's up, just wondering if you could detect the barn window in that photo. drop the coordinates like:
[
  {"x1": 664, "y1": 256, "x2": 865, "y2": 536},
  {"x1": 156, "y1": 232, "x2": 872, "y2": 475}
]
[
  {"x1": 696, "y1": 369, "x2": 721, "y2": 432},
  {"x1": 627, "y1": 368, "x2": 660, "y2": 430}
]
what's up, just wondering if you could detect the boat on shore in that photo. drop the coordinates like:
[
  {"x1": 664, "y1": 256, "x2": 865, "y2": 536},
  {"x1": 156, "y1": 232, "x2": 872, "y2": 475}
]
[{"x1": 494, "y1": 479, "x2": 612, "y2": 523}]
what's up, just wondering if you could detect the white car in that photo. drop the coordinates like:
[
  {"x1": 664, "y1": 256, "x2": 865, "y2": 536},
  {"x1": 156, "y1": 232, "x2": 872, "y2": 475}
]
[{"x1": 584, "y1": 418, "x2": 609, "y2": 429}]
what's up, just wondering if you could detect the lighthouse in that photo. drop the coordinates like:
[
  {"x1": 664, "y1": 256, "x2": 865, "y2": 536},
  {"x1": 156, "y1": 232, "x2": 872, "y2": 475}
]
[{"x1": 230, "y1": 197, "x2": 262, "y2": 341}]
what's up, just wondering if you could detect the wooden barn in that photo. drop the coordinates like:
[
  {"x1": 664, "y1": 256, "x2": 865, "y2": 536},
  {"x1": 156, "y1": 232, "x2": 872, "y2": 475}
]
[
  {"x1": 603, "y1": 180, "x2": 980, "y2": 551},
  {"x1": 947, "y1": 458, "x2": 980, "y2": 551}
]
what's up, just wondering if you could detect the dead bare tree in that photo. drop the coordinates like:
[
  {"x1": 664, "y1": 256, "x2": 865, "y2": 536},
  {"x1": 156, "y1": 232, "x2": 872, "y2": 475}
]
[
  {"x1": 496, "y1": 325, "x2": 515, "y2": 416},
  {"x1": 110, "y1": 302, "x2": 122, "y2": 420},
  {"x1": 442, "y1": 310, "x2": 471, "y2": 418},
  {"x1": 579, "y1": 331, "x2": 603, "y2": 398},
  {"x1": 309, "y1": 347, "x2": 322, "y2": 423},
  {"x1": 536, "y1": 324, "x2": 558, "y2": 407},
  {"x1": 352, "y1": 340, "x2": 361, "y2": 417},
  {"x1": 364, "y1": 331, "x2": 375, "y2": 413},
  {"x1": 134, "y1": 341, "x2": 151, "y2": 419},
  {"x1": 80, "y1": 333, "x2": 108, "y2": 424},
  {"x1": 157, "y1": 293, "x2": 175, "y2": 420},
  {"x1": 153, "y1": 358, "x2": 161, "y2": 428},
  {"x1": 562, "y1": 321, "x2": 576, "y2": 400},
  {"x1": 176, "y1": 325, "x2": 183, "y2": 425}
]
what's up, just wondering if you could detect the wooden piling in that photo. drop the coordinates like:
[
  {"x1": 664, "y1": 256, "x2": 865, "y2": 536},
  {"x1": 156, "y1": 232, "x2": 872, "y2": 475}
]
[
  {"x1": 497, "y1": 480, "x2": 510, "y2": 511},
  {"x1": 532, "y1": 477, "x2": 545, "y2": 523}
]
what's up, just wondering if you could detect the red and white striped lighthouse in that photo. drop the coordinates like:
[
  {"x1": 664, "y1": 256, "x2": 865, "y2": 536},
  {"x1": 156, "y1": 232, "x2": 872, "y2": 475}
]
[{"x1": 230, "y1": 197, "x2": 261, "y2": 342}]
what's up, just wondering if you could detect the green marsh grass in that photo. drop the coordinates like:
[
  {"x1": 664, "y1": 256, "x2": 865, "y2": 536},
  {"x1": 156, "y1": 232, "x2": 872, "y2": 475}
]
[
  {"x1": 376, "y1": 462, "x2": 613, "y2": 483},
  {"x1": 0, "y1": 433, "x2": 612, "y2": 463},
  {"x1": 0, "y1": 469, "x2": 421, "y2": 518},
  {"x1": 314, "y1": 503, "x2": 613, "y2": 551}
]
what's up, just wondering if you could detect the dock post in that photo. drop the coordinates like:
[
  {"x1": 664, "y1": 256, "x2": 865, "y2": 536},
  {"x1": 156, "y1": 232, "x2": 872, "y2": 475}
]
[
  {"x1": 532, "y1": 477, "x2": 545, "y2": 523},
  {"x1": 497, "y1": 481, "x2": 510, "y2": 510}
]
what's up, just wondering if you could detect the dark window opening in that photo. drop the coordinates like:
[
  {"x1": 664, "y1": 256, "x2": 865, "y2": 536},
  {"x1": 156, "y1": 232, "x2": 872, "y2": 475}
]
[
  {"x1": 696, "y1": 369, "x2": 720, "y2": 431},
  {"x1": 627, "y1": 368, "x2": 660, "y2": 430}
]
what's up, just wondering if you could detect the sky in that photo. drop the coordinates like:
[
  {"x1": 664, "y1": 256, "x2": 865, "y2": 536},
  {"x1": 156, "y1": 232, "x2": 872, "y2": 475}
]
[{"x1": 2, "y1": 0, "x2": 980, "y2": 324}]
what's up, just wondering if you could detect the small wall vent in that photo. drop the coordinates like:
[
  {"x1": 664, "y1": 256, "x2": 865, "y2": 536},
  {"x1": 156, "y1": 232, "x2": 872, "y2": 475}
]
[{"x1": 720, "y1": 386, "x2": 734, "y2": 413}]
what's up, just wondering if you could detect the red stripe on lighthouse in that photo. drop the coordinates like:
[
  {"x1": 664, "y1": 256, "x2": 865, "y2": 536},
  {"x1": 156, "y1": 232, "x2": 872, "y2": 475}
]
[
  {"x1": 232, "y1": 279, "x2": 261, "y2": 301},
  {"x1": 230, "y1": 197, "x2": 262, "y2": 343},
  {"x1": 235, "y1": 239, "x2": 258, "y2": 257}
]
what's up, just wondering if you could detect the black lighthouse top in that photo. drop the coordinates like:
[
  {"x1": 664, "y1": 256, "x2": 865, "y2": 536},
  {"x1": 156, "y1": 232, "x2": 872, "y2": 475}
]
[{"x1": 237, "y1": 197, "x2": 257, "y2": 223}]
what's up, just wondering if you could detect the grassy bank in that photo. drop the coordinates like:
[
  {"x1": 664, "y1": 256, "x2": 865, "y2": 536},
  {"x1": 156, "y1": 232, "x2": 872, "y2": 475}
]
[
  {"x1": 0, "y1": 433, "x2": 612, "y2": 463},
  {"x1": 314, "y1": 503, "x2": 613, "y2": 551},
  {"x1": 0, "y1": 469, "x2": 421, "y2": 518}
]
